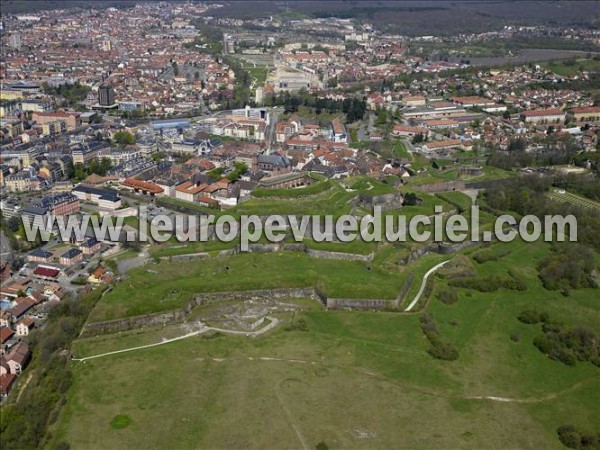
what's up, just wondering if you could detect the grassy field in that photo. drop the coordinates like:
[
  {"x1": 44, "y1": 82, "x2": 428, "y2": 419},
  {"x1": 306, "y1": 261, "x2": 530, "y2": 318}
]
[
  {"x1": 542, "y1": 58, "x2": 600, "y2": 77},
  {"x1": 89, "y1": 251, "x2": 409, "y2": 321},
  {"x1": 435, "y1": 191, "x2": 473, "y2": 211},
  {"x1": 54, "y1": 240, "x2": 599, "y2": 450}
]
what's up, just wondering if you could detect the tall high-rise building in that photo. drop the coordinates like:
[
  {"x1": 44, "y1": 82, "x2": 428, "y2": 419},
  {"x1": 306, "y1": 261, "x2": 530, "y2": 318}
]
[
  {"x1": 9, "y1": 33, "x2": 22, "y2": 50},
  {"x1": 98, "y1": 85, "x2": 115, "y2": 106}
]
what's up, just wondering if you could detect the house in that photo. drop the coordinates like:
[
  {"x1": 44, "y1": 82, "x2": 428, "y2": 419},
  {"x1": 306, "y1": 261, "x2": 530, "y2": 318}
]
[
  {"x1": 0, "y1": 311, "x2": 11, "y2": 327},
  {"x1": 422, "y1": 139, "x2": 464, "y2": 152},
  {"x1": 88, "y1": 266, "x2": 106, "y2": 284},
  {"x1": 392, "y1": 124, "x2": 429, "y2": 138},
  {"x1": 0, "y1": 373, "x2": 17, "y2": 399},
  {"x1": 330, "y1": 118, "x2": 347, "y2": 143},
  {"x1": 0, "y1": 357, "x2": 9, "y2": 375},
  {"x1": 174, "y1": 181, "x2": 208, "y2": 203},
  {"x1": 570, "y1": 106, "x2": 600, "y2": 122},
  {"x1": 15, "y1": 317, "x2": 34, "y2": 336},
  {"x1": 0, "y1": 263, "x2": 11, "y2": 285},
  {"x1": 71, "y1": 185, "x2": 121, "y2": 211},
  {"x1": 197, "y1": 196, "x2": 220, "y2": 208},
  {"x1": 43, "y1": 283, "x2": 63, "y2": 301},
  {"x1": 520, "y1": 108, "x2": 565, "y2": 124},
  {"x1": 421, "y1": 119, "x2": 460, "y2": 129},
  {"x1": 403, "y1": 95, "x2": 426, "y2": 107},
  {"x1": 122, "y1": 178, "x2": 164, "y2": 197},
  {"x1": 28, "y1": 248, "x2": 54, "y2": 264},
  {"x1": 80, "y1": 237, "x2": 101, "y2": 255},
  {"x1": 9, "y1": 298, "x2": 37, "y2": 322},
  {"x1": 276, "y1": 121, "x2": 295, "y2": 143},
  {"x1": 256, "y1": 154, "x2": 292, "y2": 175},
  {"x1": 59, "y1": 248, "x2": 83, "y2": 266},
  {"x1": 450, "y1": 96, "x2": 496, "y2": 108},
  {"x1": 32, "y1": 111, "x2": 81, "y2": 131},
  {"x1": 32, "y1": 265, "x2": 61, "y2": 280},
  {"x1": 0, "y1": 327, "x2": 15, "y2": 348},
  {"x1": 5, "y1": 342, "x2": 30, "y2": 374},
  {"x1": 236, "y1": 180, "x2": 258, "y2": 197}
]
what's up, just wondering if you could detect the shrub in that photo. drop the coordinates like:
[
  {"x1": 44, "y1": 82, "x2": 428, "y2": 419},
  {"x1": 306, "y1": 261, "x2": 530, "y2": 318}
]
[
  {"x1": 437, "y1": 289, "x2": 458, "y2": 305},
  {"x1": 449, "y1": 273, "x2": 527, "y2": 293},
  {"x1": 538, "y1": 245, "x2": 596, "y2": 291},
  {"x1": 518, "y1": 309, "x2": 546, "y2": 325},
  {"x1": 557, "y1": 425, "x2": 600, "y2": 449},
  {"x1": 419, "y1": 313, "x2": 459, "y2": 361},
  {"x1": 534, "y1": 324, "x2": 600, "y2": 367}
]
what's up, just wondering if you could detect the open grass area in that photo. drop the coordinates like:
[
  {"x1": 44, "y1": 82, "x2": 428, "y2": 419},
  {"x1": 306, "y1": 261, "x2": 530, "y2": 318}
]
[
  {"x1": 246, "y1": 66, "x2": 269, "y2": 85},
  {"x1": 55, "y1": 239, "x2": 599, "y2": 450},
  {"x1": 89, "y1": 251, "x2": 408, "y2": 322},
  {"x1": 253, "y1": 178, "x2": 331, "y2": 198},
  {"x1": 435, "y1": 191, "x2": 473, "y2": 211},
  {"x1": 301, "y1": 237, "x2": 378, "y2": 255},
  {"x1": 542, "y1": 58, "x2": 600, "y2": 77}
]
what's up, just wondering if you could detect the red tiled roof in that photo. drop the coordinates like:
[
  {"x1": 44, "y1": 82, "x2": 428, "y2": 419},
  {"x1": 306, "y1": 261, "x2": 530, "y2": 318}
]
[
  {"x1": 0, "y1": 373, "x2": 17, "y2": 396},
  {"x1": 425, "y1": 139, "x2": 462, "y2": 149},
  {"x1": 33, "y1": 266, "x2": 60, "y2": 278},
  {"x1": 521, "y1": 108, "x2": 564, "y2": 117},
  {"x1": 570, "y1": 106, "x2": 600, "y2": 114},
  {"x1": 0, "y1": 327, "x2": 15, "y2": 344},
  {"x1": 123, "y1": 178, "x2": 164, "y2": 194}
]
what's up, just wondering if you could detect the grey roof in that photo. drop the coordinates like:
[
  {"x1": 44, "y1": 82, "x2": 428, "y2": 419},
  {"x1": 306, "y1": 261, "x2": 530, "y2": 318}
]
[
  {"x1": 257, "y1": 154, "x2": 291, "y2": 168},
  {"x1": 29, "y1": 248, "x2": 53, "y2": 258},
  {"x1": 61, "y1": 248, "x2": 82, "y2": 259},
  {"x1": 22, "y1": 205, "x2": 48, "y2": 216}
]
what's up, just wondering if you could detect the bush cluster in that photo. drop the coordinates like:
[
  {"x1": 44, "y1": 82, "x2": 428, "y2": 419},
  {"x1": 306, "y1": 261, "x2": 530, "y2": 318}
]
[
  {"x1": 534, "y1": 324, "x2": 600, "y2": 367},
  {"x1": 557, "y1": 425, "x2": 600, "y2": 449},
  {"x1": 538, "y1": 245, "x2": 596, "y2": 292},
  {"x1": 419, "y1": 313, "x2": 459, "y2": 361},
  {"x1": 448, "y1": 272, "x2": 527, "y2": 292},
  {"x1": 517, "y1": 309, "x2": 549, "y2": 324}
]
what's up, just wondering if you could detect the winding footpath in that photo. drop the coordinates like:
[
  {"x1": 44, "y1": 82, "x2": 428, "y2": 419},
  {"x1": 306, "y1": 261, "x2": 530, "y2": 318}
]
[
  {"x1": 404, "y1": 260, "x2": 451, "y2": 312},
  {"x1": 72, "y1": 317, "x2": 279, "y2": 362}
]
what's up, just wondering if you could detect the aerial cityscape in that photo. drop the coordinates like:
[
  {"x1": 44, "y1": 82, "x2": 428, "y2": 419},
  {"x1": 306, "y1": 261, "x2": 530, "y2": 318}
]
[{"x1": 0, "y1": 1, "x2": 599, "y2": 449}]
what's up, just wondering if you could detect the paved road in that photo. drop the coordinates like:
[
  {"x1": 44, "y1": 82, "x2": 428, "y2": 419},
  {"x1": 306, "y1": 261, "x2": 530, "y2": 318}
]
[
  {"x1": 266, "y1": 110, "x2": 279, "y2": 152},
  {"x1": 0, "y1": 231, "x2": 13, "y2": 263},
  {"x1": 356, "y1": 112, "x2": 375, "y2": 142}
]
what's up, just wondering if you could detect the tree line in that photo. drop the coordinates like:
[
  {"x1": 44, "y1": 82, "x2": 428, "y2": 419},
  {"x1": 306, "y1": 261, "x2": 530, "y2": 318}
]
[{"x1": 0, "y1": 288, "x2": 107, "y2": 449}]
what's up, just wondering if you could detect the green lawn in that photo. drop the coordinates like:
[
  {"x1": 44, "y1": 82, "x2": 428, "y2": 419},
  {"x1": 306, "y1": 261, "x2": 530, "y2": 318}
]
[
  {"x1": 89, "y1": 251, "x2": 409, "y2": 322},
  {"x1": 54, "y1": 238, "x2": 599, "y2": 449},
  {"x1": 435, "y1": 191, "x2": 473, "y2": 211},
  {"x1": 246, "y1": 66, "x2": 269, "y2": 85},
  {"x1": 542, "y1": 58, "x2": 600, "y2": 77}
]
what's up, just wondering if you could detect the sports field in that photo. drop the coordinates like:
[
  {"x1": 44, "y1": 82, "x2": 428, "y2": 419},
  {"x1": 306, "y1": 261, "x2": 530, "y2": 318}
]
[{"x1": 52, "y1": 240, "x2": 600, "y2": 449}]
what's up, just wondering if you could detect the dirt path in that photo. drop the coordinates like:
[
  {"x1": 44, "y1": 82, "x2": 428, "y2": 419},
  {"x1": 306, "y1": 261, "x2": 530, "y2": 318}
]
[
  {"x1": 72, "y1": 318, "x2": 279, "y2": 362},
  {"x1": 73, "y1": 338, "x2": 599, "y2": 407},
  {"x1": 404, "y1": 260, "x2": 451, "y2": 312},
  {"x1": 15, "y1": 371, "x2": 34, "y2": 403},
  {"x1": 275, "y1": 380, "x2": 311, "y2": 450}
]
